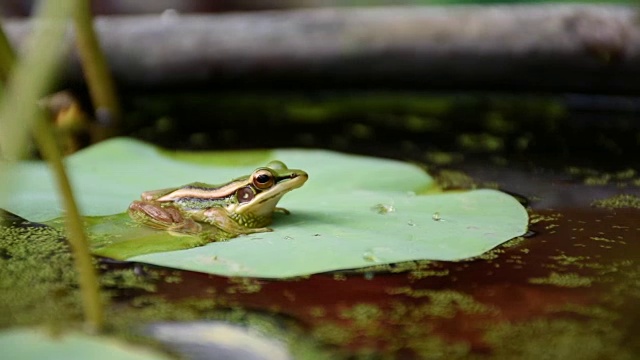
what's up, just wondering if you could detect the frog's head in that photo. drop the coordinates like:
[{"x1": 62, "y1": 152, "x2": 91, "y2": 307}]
[{"x1": 229, "y1": 161, "x2": 307, "y2": 218}]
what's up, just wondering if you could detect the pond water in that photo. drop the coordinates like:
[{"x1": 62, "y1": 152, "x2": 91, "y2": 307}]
[{"x1": 4, "y1": 91, "x2": 639, "y2": 358}]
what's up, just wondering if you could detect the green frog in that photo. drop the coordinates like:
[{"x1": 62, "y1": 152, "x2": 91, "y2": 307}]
[{"x1": 128, "y1": 161, "x2": 308, "y2": 240}]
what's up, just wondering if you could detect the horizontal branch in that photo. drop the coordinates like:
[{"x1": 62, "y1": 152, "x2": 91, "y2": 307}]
[{"x1": 4, "y1": 5, "x2": 640, "y2": 92}]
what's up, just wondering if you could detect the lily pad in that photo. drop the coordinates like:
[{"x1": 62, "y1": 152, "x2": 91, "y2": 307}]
[
  {"x1": 1, "y1": 138, "x2": 528, "y2": 278},
  {"x1": 0, "y1": 328, "x2": 170, "y2": 360}
]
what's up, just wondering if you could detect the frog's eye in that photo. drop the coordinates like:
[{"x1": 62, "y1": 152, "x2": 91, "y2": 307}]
[
  {"x1": 236, "y1": 186, "x2": 255, "y2": 203},
  {"x1": 253, "y1": 169, "x2": 275, "y2": 189}
]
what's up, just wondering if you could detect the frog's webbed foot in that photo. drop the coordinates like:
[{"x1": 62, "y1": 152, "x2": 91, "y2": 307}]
[
  {"x1": 200, "y1": 207, "x2": 273, "y2": 235},
  {"x1": 274, "y1": 207, "x2": 290, "y2": 215},
  {"x1": 128, "y1": 200, "x2": 202, "y2": 234}
]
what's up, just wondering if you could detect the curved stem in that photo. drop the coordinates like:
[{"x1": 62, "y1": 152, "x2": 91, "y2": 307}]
[
  {"x1": 32, "y1": 114, "x2": 104, "y2": 333},
  {"x1": 0, "y1": 21, "x2": 16, "y2": 84},
  {"x1": 73, "y1": 0, "x2": 120, "y2": 139}
]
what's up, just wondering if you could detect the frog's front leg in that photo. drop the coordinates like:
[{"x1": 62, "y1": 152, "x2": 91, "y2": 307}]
[
  {"x1": 193, "y1": 207, "x2": 273, "y2": 235},
  {"x1": 128, "y1": 200, "x2": 202, "y2": 234}
]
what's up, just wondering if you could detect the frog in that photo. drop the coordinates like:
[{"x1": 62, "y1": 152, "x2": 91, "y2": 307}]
[{"x1": 127, "y1": 160, "x2": 308, "y2": 240}]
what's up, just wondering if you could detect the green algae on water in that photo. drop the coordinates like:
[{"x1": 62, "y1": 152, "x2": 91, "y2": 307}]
[
  {"x1": 0, "y1": 224, "x2": 83, "y2": 329},
  {"x1": 312, "y1": 301, "x2": 472, "y2": 358},
  {"x1": 385, "y1": 288, "x2": 495, "y2": 317},
  {"x1": 484, "y1": 319, "x2": 633, "y2": 360},
  {"x1": 591, "y1": 194, "x2": 640, "y2": 209},
  {"x1": 528, "y1": 272, "x2": 593, "y2": 288}
]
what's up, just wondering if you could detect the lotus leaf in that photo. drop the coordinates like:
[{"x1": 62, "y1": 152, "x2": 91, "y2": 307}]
[{"x1": 1, "y1": 138, "x2": 528, "y2": 278}]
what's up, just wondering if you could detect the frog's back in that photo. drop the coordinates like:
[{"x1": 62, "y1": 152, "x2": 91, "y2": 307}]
[
  {"x1": 157, "y1": 181, "x2": 240, "y2": 211},
  {"x1": 174, "y1": 197, "x2": 233, "y2": 211}
]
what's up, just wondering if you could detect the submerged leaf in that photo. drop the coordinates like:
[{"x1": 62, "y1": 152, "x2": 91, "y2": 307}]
[
  {"x1": 0, "y1": 328, "x2": 170, "y2": 360},
  {"x1": 2, "y1": 138, "x2": 528, "y2": 278}
]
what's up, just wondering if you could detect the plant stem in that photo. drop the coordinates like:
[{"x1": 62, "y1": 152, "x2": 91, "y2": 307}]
[
  {"x1": 73, "y1": 0, "x2": 120, "y2": 139},
  {"x1": 0, "y1": 20, "x2": 16, "y2": 84},
  {"x1": 32, "y1": 113, "x2": 104, "y2": 333},
  {"x1": 0, "y1": 0, "x2": 104, "y2": 333}
]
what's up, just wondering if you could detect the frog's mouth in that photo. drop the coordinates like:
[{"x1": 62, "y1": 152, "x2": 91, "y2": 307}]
[{"x1": 236, "y1": 171, "x2": 308, "y2": 215}]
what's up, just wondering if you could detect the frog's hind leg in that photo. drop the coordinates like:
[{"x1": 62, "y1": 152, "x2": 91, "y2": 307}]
[{"x1": 128, "y1": 200, "x2": 202, "y2": 234}]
